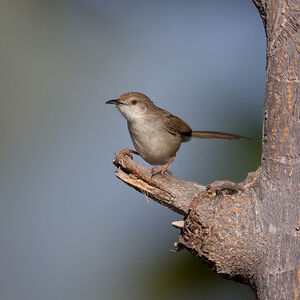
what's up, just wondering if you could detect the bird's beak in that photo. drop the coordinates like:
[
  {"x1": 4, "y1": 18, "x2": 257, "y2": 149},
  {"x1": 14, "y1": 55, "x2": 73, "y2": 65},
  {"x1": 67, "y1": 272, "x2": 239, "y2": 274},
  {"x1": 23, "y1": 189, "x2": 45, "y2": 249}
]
[{"x1": 105, "y1": 99, "x2": 123, "y2": 105}]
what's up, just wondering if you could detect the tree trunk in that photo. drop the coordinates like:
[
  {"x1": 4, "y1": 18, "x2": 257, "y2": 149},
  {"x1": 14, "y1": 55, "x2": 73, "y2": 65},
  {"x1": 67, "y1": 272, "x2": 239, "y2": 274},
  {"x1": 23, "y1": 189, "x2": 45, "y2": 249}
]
[
  {"x1": 253, "y1": 0, "x2": 300, "y2": 298},
  {"x1": 111, "y1": 1, "x2": 300, "y2": 299}
]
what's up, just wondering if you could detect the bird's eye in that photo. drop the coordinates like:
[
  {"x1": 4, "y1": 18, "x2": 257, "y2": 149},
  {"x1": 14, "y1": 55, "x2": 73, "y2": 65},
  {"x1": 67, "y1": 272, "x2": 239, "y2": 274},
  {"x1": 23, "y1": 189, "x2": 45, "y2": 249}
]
[{"x1": 131, "y1": 100, "x2": 138, "y2": 105}]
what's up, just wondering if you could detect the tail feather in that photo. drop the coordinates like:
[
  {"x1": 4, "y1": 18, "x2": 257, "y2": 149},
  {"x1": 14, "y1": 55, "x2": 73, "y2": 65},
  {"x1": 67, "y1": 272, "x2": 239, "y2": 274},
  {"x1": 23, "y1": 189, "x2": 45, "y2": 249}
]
[{"x1": 191, "y1": 131, "x2": 249, "y2": 140}]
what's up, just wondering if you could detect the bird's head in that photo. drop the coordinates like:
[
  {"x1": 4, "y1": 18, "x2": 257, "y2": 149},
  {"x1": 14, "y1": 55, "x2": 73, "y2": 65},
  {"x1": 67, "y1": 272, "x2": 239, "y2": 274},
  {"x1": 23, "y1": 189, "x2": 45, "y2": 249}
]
[{"x1": 106, "y1": 92, "x2": 156, "y2": 122}]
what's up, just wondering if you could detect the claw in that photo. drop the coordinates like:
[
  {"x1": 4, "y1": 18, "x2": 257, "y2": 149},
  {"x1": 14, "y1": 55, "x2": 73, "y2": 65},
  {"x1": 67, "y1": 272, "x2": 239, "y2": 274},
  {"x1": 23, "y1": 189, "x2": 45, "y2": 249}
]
[
  {"x1": 151, "y1": 166, "x2": 158, "y2": 177},
  {"x1": 151, "y1": 155, "x2": 175, "y2": 177},
  {"x1": 115, "y1": 148, "x2": 138, "y2": 163},
  {"x1": 165, "y1": 169, "x2": 172, "y2": 175},
  {"x1": 151, "y1": 165, "x2": 172, "y2": 177},
  {"x1": 116, "y1": 152, "x2": 133, "y2": 161}
]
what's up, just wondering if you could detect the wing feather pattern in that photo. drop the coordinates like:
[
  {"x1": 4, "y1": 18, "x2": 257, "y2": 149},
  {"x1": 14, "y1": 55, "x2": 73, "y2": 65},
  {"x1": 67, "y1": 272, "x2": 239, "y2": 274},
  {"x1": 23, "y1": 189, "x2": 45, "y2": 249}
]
[{"x1": 160, "y1": 109, "x2": 192, "y2": 136}]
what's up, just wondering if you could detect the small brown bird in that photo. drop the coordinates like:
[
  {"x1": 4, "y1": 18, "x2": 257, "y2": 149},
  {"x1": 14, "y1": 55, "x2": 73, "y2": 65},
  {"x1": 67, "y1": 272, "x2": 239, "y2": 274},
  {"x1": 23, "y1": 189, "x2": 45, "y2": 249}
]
[{"x1": 106, "y1": 92, "x2": 248, "y2": 176}]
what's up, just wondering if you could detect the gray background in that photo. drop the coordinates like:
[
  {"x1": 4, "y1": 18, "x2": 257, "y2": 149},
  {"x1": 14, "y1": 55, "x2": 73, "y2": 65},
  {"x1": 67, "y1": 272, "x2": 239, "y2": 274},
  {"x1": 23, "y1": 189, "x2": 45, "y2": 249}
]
[{"x1": 0, "y1": 0, "x2": 265, "y2": 299}]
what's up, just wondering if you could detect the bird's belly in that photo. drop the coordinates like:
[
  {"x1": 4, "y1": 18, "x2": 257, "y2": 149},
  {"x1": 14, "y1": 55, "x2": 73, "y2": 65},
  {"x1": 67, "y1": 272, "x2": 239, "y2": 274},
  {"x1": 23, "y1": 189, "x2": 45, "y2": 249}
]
[{"x1": 128, "y1": 121, "x2": 181, "y2": 165}]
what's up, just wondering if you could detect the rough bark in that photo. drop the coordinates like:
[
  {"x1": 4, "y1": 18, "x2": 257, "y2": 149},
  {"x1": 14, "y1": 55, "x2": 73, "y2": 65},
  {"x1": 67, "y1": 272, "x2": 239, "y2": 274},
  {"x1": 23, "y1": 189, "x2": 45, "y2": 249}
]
[
  {"x1": 111, "y1": 1, "x2": 300, "y2": 299},
  {"x1": 254, "y1": 0, "x2": 300, "y2": 298}
]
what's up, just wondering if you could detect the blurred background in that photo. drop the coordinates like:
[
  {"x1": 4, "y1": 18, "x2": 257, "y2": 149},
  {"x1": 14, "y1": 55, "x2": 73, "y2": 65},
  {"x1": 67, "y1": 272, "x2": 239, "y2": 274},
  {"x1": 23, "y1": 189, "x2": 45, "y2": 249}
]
[{"x1": 0, "y1": 0, "x2": 265, "y2": 299}]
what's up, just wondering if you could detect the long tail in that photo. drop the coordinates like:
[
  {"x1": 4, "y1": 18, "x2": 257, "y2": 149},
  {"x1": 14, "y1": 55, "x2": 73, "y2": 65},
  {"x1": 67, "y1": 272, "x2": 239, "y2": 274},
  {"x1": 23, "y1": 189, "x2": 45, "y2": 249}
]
[{"x1": 191, "y1": 131, "x2": 249, "y2": 140}]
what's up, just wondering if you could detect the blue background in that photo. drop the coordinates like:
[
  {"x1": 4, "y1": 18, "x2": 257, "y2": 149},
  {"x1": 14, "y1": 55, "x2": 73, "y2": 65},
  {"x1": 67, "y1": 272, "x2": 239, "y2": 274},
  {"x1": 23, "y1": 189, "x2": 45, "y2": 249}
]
[{"x1": 0, "y1": 1, "x2": 265, "y2": 299}]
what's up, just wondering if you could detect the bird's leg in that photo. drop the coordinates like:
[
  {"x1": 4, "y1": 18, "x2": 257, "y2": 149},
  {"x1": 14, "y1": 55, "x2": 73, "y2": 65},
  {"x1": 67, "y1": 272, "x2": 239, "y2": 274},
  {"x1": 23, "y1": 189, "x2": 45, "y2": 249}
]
[
  {"x1": 115, "y1": 148, "x2": 139, "y2": 162},
  {"x1": 151, "y1": 155, "x2": 175, "y2": 177}
]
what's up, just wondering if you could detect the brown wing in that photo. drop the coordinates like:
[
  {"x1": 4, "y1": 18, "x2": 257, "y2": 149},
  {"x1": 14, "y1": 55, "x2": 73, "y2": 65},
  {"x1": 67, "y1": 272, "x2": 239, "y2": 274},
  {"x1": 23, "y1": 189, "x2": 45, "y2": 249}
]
[{"x1": 160, "y1": 109, "x2": 192, "y2": 136}]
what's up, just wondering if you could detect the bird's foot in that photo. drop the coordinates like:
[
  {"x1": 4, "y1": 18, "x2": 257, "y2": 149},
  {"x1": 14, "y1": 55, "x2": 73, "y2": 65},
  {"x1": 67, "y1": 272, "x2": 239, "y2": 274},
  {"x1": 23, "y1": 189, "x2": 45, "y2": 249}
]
[
  {"x1": 151, "y1": 165, "x2": 172, "y2": 177},
  {"x1": 115, "y1": 148, "x2": 139, "y2": 162},
  {"x1": 151, "y1": 156, "x2": 175, "y2": 177}
]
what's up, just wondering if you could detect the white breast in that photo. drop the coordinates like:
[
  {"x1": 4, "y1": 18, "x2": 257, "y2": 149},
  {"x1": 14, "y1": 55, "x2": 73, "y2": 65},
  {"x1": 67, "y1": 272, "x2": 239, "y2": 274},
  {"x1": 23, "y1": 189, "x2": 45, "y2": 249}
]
[{"x1": 128, "y1": 119, "x2": 181, "y2": 165}]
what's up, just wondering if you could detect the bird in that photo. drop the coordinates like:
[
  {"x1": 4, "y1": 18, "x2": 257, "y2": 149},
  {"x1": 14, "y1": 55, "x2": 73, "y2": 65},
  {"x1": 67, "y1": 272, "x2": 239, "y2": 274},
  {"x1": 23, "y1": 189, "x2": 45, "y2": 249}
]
[{"x1": 106, "y1": 92, "x2": 248, "y2": 176}]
